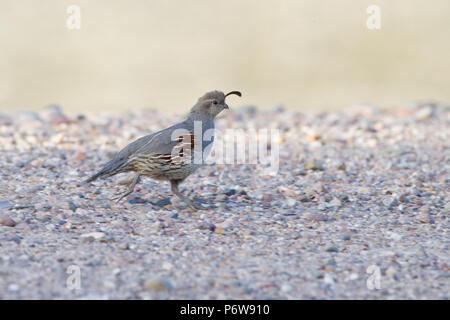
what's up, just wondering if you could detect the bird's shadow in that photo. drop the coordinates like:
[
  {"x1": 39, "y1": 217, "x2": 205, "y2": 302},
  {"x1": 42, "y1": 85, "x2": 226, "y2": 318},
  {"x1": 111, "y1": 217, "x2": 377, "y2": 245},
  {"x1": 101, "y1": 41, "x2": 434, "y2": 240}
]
[{"x1": 127, "y1": 195, "x2": 214, "y2": 209}]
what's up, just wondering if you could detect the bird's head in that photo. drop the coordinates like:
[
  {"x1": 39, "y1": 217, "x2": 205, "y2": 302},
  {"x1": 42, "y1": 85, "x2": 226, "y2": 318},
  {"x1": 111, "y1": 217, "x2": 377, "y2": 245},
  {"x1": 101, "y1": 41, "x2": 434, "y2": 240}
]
[{"x1": 189, "y1": 90, "x2": 242, "y2": 119}]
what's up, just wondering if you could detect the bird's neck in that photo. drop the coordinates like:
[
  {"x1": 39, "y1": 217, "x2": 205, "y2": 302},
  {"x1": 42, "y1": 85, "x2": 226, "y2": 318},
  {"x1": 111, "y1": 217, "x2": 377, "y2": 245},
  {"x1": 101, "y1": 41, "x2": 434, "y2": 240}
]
[
  {"x1": 187, "y1": 112, "x2": 214, "y2": 122},
  {"x1": 186, "y1": 114, "x2": 215, "y2": 134}
]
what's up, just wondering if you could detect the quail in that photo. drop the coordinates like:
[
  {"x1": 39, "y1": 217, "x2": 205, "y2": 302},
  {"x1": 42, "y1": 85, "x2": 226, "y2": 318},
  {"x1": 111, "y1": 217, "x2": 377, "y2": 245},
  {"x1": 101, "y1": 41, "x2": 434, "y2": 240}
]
[{"x1": 84, "y1": 90, "x2": 242, "y2": 211}]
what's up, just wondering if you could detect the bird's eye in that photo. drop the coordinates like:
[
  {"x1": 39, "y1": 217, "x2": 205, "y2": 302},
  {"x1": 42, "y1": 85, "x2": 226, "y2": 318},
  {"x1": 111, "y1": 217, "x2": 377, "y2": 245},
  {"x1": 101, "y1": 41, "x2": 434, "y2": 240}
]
[{"x1": 212, "y1": 100, "x2": 218, "y2": 105}]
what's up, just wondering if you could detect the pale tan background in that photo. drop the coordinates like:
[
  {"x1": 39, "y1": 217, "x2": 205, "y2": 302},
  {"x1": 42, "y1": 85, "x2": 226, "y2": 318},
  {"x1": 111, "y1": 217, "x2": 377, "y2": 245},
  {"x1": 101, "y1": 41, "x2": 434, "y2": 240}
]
[{"x1": 0, "y1": 0, "x2": 449, "y2": 114}]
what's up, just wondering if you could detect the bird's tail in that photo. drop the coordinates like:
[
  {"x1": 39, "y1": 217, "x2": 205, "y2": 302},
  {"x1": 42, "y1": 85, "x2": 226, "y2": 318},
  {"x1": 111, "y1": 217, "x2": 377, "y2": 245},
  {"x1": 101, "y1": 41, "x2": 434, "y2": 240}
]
[
  {"x1": 83, "y1": 171, "x2": 104, "y2": 184},
  {"x1": 83, "y1": 163, "x2": 114, "y2": 185},
  {"x1": 82, "y1": 158, "x2": 126, "y2": 185}
]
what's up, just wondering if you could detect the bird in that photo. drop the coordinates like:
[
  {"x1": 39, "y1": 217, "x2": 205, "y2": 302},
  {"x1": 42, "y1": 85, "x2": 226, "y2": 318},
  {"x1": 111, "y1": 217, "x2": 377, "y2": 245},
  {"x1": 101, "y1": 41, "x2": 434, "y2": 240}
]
[{"x1": 84, "y1": 90, "x2": 242, "y2": 211}]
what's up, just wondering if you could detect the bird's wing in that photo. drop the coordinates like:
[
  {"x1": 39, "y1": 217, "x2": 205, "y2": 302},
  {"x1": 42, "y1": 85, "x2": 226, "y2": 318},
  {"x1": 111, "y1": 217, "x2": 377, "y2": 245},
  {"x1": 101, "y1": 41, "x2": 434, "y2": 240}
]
[
  {"x1": 98, "y1": 132, "x2": 159, "y2": 172},
  {"x1": 133, "y1": 121, "x2": 194, "y2": 157}
]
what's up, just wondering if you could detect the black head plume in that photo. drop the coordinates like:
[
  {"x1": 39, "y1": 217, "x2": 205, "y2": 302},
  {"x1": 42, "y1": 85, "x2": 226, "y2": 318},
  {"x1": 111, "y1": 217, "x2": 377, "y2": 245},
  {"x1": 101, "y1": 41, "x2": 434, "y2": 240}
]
[{"x1": 225, "y1": 91, "x2": 242, "y2": 98}]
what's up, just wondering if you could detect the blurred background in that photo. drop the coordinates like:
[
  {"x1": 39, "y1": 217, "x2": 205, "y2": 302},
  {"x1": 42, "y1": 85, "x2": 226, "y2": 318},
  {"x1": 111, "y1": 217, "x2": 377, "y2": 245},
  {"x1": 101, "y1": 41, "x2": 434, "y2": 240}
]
[{"x1": 0, "y1": 0, "x2": 449, "y2": 114}]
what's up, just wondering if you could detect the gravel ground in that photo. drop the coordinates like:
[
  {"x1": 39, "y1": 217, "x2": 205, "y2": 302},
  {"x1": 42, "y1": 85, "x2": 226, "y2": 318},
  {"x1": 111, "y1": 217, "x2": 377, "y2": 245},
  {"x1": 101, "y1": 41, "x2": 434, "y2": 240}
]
[{"x1": 0, "y1": 102, "x2": 448, "y2": 299}]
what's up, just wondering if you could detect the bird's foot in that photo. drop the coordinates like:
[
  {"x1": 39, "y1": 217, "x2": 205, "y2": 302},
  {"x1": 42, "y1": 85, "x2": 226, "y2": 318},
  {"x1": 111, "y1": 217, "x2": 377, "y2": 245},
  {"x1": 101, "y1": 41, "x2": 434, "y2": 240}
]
[
  {"x1": 178, "y1": 198, "x2": 203, "y2": 212},
  {"x1": 194, "y1": 197, "x2": 214, "y2": 211},
  {"x1": 174, "y1": 196, "x2": 205, "y2": 212},
  {"x1": 192, "y1": 202, "x2": 207, "y2": 211},
  {"x1": 112, "y1": 191, "x2": 132, "y2": 203},
  {"x1": 112, "y1": 174, "x2": 140, "y2": 204}
]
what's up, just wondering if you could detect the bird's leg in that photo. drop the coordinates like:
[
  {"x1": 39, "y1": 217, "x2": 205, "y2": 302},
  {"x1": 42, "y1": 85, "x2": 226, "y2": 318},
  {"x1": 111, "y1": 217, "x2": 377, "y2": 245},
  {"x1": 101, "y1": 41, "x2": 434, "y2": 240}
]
[
  {"x1": 170, "y1": 179, "x2": 202, "y2": 211},
  {"x1": 113, "y1": 173, "x2": 141, "y2": 203}
]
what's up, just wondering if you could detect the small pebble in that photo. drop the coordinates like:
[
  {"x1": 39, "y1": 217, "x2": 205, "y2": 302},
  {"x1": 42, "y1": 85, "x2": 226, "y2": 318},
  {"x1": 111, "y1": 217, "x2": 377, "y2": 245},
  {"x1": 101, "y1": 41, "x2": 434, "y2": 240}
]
[
  {"x1": 80, "y1": 232, "x2": 105, "y2": 242},
  {"x1": 144, "y1": 277, "x2": 173, "y2": 292},
  {"x1": 198, "y1": 222, "x2": 215, "y2": 232},
  {"x1": 304, "y1": 160, "x2": 325, "y2": 171},
  {"x1": 326, "y1": 246, "x2": 339, "y2": 253},
  {"x1": 0, "y1": 213, "x2": 16, "y2": 227}
]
